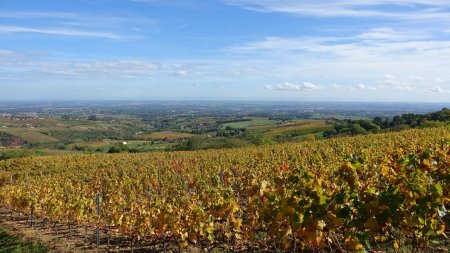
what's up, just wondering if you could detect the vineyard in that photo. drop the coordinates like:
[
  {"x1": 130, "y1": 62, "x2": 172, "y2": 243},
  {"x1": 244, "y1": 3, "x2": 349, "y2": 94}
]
[{"x1": 0, "y1": 127, "x2": 449, "y2": 252}]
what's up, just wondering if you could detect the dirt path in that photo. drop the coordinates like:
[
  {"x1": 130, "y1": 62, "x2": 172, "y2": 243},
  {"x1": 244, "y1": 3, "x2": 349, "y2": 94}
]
[
  {"x1": 0, "y1": 209, "x2": 110, "y2": 252},
  {"x1": 0, "y1": 208, "x2": 172, "y2": 252},
  {"x1": 0, "y1": 208, "x2": 206, "y2": 253}
]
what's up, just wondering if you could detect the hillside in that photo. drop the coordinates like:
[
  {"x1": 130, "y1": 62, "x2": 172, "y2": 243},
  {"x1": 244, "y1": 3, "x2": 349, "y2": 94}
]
[
  {"x1": 0, "y1": 127, "x2": 449, "y2": 252},
  {"x1": 0, "y1": 132, "x2": 26, "y2": 147}
]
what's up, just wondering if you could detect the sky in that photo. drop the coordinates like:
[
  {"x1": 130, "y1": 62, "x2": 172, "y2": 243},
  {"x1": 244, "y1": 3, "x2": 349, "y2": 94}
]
[{"x1": 1, "y1": 0, "x2": 450, "y2": 102}]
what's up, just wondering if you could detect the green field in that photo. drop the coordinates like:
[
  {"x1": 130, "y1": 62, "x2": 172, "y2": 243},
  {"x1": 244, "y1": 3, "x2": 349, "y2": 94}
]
[
  {"x1": 219, "y1": 118, "x2": 280, "y2": 129},
  {"x1": 136, "y1": 131, "x2": 195, "y2": 140}
]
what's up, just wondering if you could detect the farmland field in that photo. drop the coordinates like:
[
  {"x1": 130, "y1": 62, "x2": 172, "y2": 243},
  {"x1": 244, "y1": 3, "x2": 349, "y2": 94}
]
[
  {"x1": 136, "y1": 131, "x2": 196, "y2": 140},
  {"x1": 219, "y1": 118, "x2": 280, "y2": 129},
  {"x1": 263, "y1": 120, "x2": 332, "y2": 138},
  {"x1": 0, "y1": 128, "x2": 59, "y2": 143},
  {"x1": 1, "y1": 127, "x2": 449, "y2": 251}
]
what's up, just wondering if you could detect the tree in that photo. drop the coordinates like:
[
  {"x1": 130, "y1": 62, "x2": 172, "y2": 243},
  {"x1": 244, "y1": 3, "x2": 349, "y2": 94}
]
[{"x1": 108, "y1": 143, "x2": 129, "y2": 153}]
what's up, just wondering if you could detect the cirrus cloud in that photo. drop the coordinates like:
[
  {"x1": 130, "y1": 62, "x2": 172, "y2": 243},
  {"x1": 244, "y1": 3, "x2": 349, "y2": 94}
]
[
  {"x1": 0, "y1": 25, "x2": 122, "y2": 39},
  {"x1": 0, "y1": 53, "x2": 159, "y2": 80},
  {"x1": 223, "y1": 0, "x2": 450, "y2": 20}
]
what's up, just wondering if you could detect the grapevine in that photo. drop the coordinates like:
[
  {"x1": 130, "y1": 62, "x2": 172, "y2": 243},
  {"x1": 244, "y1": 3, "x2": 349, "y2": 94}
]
[{"x1": 0, "y1": 127, "x2": 449, "y2": 251}]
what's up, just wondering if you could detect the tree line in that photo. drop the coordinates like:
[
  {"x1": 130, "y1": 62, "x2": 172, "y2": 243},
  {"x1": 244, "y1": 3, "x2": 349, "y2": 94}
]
[{"x1": 324, "y1": 108, "x2": 450, "y2": 137}]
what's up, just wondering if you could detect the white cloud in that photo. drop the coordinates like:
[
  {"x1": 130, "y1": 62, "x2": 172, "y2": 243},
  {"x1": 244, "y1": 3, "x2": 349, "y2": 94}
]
[
  {"x1": 356, "y1": 83, "x2": 377, "y2": 91},
  {"x1": 223, "y1": 0, "x2": 450, "y2": 20},
  {"x1": 229, "y1": 28, "x2": 450, "y2": 59},
  {"x1": 380, "y1": 76, "x2": 412, "y2": 90},
  {"x1": 229, "y1": 27, "x2": 450, "y2": 94},
  {"x1": 174, "y1": 70, "x2": 189, "y2": 77},
  {"x1": 0, "y1": 50, "x2": 16, "y2": 57},
  {"x1": 0, "y1": 11, "x2": 157, "y2": 27},
  {"x1": 230, "y1": 36, "x2": 335, "y2": 53},
  {"x1": 357, "y1": 28, "x2": 429, "y2": 42},
  {"x1": 434, "y1": 78, "x2": 444, "y2": 83},
  {"x1": 430, "y1": 86, "x2": 450, "y2": 93},
  {"x1": 0, "y1": 57, "x2": 159, "y2": 80},
  {"x1": 0, "y1": 11, "x2": 157, "y2": 43},
  {"x1": 383, "y1": 74, "x2": 395, "y2": 80},
  {"x1": 0, "y1": 26, "x2": 122, "y2": 39},
  {"x1": 410, "y1": 76, "x2": 424, "y2": 81},
  {"x1": 0, "y1": 11, "x2": 82, "y2": 20},
  {"x1": 266, "y1": 82, "x2": 320, "y2": 91}
]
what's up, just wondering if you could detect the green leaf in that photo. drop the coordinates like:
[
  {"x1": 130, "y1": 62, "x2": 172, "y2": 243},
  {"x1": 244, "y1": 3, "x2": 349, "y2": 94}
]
[{"x1": 434, "y1": 182, "x2": 443, "y2": 197}]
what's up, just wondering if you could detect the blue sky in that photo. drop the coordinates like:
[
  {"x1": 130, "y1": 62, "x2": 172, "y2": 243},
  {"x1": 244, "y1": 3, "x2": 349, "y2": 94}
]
[{"x1": 1, "y1": 0, "x2": 450, "y2": 101}]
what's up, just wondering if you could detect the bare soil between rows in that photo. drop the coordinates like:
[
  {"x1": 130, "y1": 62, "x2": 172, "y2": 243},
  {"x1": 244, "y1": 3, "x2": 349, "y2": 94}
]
[{"x1": 0, "y1": 208, "x2": 195, "y2": 252}]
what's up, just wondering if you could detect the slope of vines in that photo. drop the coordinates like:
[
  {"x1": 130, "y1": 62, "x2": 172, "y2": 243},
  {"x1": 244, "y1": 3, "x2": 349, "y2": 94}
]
[{"x1": 1, "y1": 127, "x2": 449, "y2": 251}]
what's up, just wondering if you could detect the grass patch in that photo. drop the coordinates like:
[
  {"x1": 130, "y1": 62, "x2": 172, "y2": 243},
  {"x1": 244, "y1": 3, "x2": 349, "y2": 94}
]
[
  {"x1": 0, "y1": 229, "x2": 49, "y2": 253},
  {"x1": 67, "y1": 140, "x2": 112, "y2": 149},
  {"x1": 137, "y1": 131, "x2": 195, "y2": 139},
  {"x1": 220, "y1": 118, "x2": 280, "y2": 129}
]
